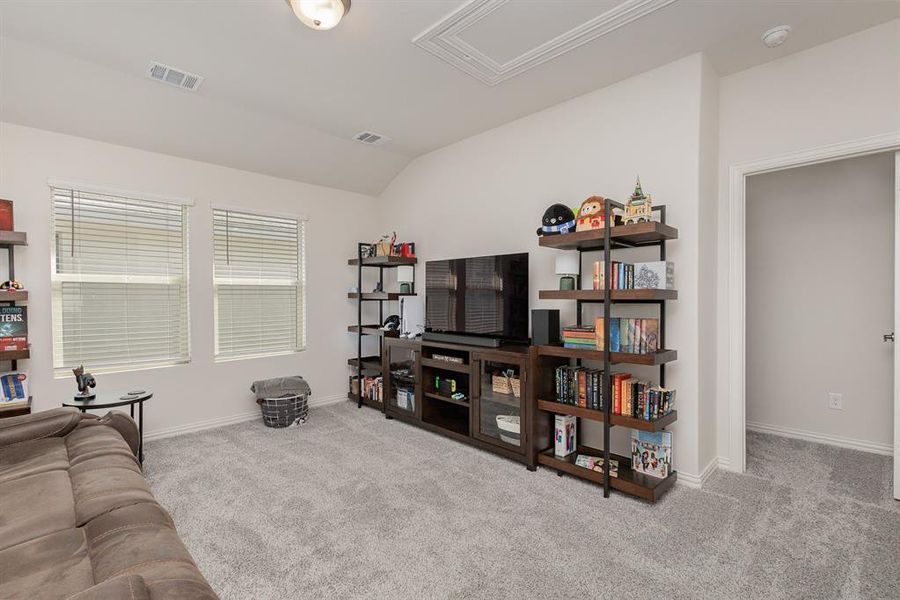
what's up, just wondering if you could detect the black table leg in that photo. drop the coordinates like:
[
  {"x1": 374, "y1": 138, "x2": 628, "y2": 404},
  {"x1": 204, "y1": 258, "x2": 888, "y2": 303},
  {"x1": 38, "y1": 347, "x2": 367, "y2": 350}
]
[
  {"x1": 138, "y1": 400, "x2": 144, "y2": 464},
  {"x1": 130, "y1": 403, "x2": 134, "y2": 419}
]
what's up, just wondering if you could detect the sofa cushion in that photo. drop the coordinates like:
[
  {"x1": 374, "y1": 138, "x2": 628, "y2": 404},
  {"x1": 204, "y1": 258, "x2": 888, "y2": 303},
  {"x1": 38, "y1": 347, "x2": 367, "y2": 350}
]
[
  {"x1": 0, "y1": 528, "x2": 93, "y2": 600},
  {"x1": 0, "y1": 471, "x2": 76, "y2": 551},
  {"x1": 0, "y1": 437, "x2": 69, "y2": 484},
  {"x1": 66, "y1": 575, "x2": 150, "y2": 600}
]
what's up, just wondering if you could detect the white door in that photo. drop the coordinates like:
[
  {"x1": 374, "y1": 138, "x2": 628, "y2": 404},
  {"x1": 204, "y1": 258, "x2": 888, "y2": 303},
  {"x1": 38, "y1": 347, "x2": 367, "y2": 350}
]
[{"x1": 895, "y1": 151, "x2": 900, "y2": 500}]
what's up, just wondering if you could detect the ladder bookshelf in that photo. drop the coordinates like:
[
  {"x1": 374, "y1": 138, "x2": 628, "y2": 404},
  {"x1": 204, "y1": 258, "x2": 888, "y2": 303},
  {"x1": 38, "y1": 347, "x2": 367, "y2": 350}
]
[
  {"x1": 0, "y1": 230, "x2": 30, "y2": 418},
  {"x1": 533, "y1": 199, "x2": 678, "y2": 502},
  {"x1": 347, "y1": 244, "x2": 416, "y2": 410}
]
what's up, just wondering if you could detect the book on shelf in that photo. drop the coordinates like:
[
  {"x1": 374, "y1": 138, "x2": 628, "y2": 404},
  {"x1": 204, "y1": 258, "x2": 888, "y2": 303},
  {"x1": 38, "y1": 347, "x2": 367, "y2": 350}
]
[
  {"x1": 554, "y1": 415, "x2": 576, "y2": 457},
  {"x1": 0, "y1": 306, "x2": 27, "y2": 351},
  {"x1": 350, "y1": 374, "x2": 383, "y2": 403},
  {"x1": 631, "y1": 430, "x2": 673, "y2": 479},
  {"x1": 613, "y1": 376, "x2": 676, "y2": 421},
  {"x1": 595, "y1": 317, "x2": 659, "y2": 354},
  {"x1": 0, "y1": 371, "x2": 28, "y2": 408},
  {"x1": 562, "y1": 325, "x2": 597, "y2": 349},
  {"x1": 575, "y1": 454, "x2": 619, "y2": 477},
  {"x1": 554, "y1": 366, "x2": 603, "y2": 410},
  {"x1": 592, "y1": 261, "x2": 674, "y2": 290}
]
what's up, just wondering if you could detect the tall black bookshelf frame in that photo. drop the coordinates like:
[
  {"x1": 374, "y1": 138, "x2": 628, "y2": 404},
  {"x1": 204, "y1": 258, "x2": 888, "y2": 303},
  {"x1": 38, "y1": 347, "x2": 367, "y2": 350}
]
[{"x1": 347, "y1": 243, "x2": 416, "y2": 410}]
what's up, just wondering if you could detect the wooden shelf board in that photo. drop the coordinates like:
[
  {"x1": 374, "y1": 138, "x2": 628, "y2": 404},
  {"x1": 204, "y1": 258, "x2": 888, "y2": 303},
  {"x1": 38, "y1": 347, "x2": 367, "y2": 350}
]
[
  {"x1": 348, "y1": 256, "x2": 417, "y2": 267},
  {"x1": 420, "y1": 357, "x2": 469, "y2": 374},
  {"x1": 348, "y1": 292, "x2": 417, "y2": 301},
  {"x1": 422, "y1": 411, "x2": 470, "y2": 438},
  {"x1": 538, "y1": 289, "x2": 676, "y2": 302},
  {"x1": 537, "y1": 445, "x2": 676, "y2": 502},
  {"x1": 537, "y1": 345, "x2": 677, "y2": 366},
  {"x1": 0, "y1": 290, "x2": 28, "y2": 302},
  {"x1": 423, "y1": 391, "x2": 470, "y2": 408},
  {"x1": 536, "y1": 399, "x2": 677, "y2": 431},
  {"x1": 538, "y1": 221, "x2": 677, "y2": 251},
  {"x1": 0, "y1": 348, "x2": 29, "y2": 361},
  {"x1": 347, "y1": 324, "x2": 399, "y2": 338},
  {"x1": 0, "y1": 395, "x2": 31, "y2": 415},
  {"x1": 347, "y1": 356, "x2": 383, "y2": 371},
  {"x1": 0, "y1": 231, "x2": 27, "y2": 247}
]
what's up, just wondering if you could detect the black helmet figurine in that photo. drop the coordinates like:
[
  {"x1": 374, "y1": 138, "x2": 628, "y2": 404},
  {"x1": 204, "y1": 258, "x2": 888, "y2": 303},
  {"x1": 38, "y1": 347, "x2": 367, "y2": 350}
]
[
  {"x1": 536, "y1": 203, "x2": 576, "y2": 236},
  {"x1": 383, "y1": 315, "x2": 401, "y2": 332}
]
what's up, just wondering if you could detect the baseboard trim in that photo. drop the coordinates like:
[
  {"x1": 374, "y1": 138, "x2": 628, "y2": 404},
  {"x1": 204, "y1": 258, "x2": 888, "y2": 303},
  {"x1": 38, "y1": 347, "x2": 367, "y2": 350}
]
[
  {"x1": 678, "y1": 455, "x2": 720, "y2": 489},
  {"x1": 747, "y1": 421, "x2": 893, "y2": 456},
  {"x1": 143, "y1": 393, "x2": 347, "y2": 442}
]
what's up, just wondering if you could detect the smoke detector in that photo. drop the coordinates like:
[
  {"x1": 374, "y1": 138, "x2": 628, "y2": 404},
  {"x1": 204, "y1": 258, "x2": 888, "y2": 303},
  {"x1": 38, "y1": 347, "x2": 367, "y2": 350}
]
[
  {"x1": 762, "y1": 25, "x2": 791, "y2": 48},
  {"x1": 147, "y1": 61, "x2": 204, "y2": 92},
  {"x1": 353, "y1": 131, "x2": 390, "y2": 146}
]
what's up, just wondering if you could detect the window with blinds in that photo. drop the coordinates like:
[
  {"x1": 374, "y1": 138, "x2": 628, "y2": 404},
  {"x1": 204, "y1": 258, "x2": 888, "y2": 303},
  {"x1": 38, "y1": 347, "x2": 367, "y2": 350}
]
[
  {"x1": 51, "y1": 186, "x2": 190, "y2": 375},
  {"x1": 213, "y1": 208, "x2": 306, "y2": 360}
]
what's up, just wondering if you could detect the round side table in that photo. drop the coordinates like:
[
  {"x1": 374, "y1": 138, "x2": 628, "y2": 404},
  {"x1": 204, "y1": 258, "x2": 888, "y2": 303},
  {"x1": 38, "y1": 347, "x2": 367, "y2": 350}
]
[{"x1": 63, "y1": 390, "x2": 152, "y2": 464}]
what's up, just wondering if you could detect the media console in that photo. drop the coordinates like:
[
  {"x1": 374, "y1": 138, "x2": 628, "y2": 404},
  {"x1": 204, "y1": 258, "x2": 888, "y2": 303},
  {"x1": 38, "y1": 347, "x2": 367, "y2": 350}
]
[{"x1": 380, "y1": 337, "x2": 550, "y2": 469}]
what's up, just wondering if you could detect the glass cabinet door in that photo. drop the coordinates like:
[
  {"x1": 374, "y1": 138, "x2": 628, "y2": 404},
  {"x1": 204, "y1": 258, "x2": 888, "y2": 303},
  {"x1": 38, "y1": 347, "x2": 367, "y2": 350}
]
[
  {"x1": 473, "y1": 356, "x2": 525, "y2": 452},
  {"x1": 386, "y1": 343, "x2": 418, "y2": 418}
]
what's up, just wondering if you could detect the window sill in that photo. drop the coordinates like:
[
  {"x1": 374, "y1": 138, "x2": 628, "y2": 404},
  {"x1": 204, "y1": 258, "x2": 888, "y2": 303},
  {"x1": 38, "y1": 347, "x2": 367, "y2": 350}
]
[
  {"x1": 53, "y1": 359, "x2": 191, "y2": 379},
  {"x1": 214, "y1": 348, "x2": 306, "y2": 364}
]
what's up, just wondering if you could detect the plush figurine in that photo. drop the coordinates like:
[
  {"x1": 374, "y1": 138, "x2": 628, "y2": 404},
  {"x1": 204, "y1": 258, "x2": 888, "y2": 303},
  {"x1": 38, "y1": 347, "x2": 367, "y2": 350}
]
[
  {"x1": 536, "y1": 204, "x2": 576, "y2": 236},
  {"x1": 623, "y1": 176, "x2": 653, "y2": 225},
  {"x1": 1, "y1": 280, "x2": 23, "y2": 291},
  {"x1": 575, "y1": 196, "x2": 607, "y2": 232}
]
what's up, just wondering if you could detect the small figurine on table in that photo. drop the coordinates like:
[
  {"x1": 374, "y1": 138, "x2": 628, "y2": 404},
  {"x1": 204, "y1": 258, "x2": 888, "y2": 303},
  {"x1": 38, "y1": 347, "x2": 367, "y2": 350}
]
[
  {"x1": 623, "y1": 176, "x2": 653, "y2": 225},
  {"x1": 1, "y1": 279, "x2": 24, "y2": 292},
  {"x1": 72, "y1": 365, "x2": 97, "y2": 401}
]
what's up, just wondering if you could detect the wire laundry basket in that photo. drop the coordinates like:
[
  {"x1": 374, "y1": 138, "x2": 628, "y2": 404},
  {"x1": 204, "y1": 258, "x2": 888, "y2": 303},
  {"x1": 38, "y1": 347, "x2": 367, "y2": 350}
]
[{"x1": 257, "y1": 393, "x2": 309, "y2": 428}]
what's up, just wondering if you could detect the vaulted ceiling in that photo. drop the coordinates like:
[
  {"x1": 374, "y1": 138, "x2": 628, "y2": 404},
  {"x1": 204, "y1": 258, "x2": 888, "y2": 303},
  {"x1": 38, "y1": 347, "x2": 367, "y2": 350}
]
[{"x1": 1, "y1": 1, "x2": 896, "y2": 195}]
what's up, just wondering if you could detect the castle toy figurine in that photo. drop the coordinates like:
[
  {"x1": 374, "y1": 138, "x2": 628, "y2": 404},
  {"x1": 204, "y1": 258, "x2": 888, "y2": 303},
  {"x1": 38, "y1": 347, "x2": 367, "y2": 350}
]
[
  {"x1": 623, "y1": 176, "x2": 653, "y2": 225},
  {"x1": 575, "y1": 196, "x2": 606, "y2": 232}
]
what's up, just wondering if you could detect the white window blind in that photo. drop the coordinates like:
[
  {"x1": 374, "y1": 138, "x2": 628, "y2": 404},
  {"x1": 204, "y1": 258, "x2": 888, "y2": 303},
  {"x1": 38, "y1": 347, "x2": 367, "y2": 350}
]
[
  {"x1": 51, "y1": 186, "x2": 190, "y2": 375},
  {"x1": 213, "y1": 208, "x2": 306, "y2": 360}
]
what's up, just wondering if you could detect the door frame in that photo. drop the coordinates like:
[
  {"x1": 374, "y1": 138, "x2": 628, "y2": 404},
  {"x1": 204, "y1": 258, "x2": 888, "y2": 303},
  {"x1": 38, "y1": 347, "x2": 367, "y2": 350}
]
[{"x1": 727, "y1": 131, "x2": 900, "y2": 474}]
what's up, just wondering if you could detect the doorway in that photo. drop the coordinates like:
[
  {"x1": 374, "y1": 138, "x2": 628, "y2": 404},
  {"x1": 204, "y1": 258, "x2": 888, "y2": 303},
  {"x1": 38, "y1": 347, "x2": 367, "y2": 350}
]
[
  {"x1": 744, "y1": 153, "x2": 895, "y2": 497},
  {"x1": 726, "y1": 133, "x2": 900, "y2": 501}
]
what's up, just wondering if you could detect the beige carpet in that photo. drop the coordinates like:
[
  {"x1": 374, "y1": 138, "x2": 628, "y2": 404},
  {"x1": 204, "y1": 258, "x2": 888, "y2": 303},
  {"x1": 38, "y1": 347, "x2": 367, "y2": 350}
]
[{"x1": 144, "y1": 402, "x2": 900, "y2": 599}]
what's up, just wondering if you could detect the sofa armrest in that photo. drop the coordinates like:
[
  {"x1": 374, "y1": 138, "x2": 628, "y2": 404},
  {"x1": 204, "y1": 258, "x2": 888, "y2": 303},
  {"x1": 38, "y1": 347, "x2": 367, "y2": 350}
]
[
  {"x1": 0, "y1": 407, "x2": 83, "y2": 449},
  {"x1": 75, "y1": 411, "x2": 141, "y2": 456}
]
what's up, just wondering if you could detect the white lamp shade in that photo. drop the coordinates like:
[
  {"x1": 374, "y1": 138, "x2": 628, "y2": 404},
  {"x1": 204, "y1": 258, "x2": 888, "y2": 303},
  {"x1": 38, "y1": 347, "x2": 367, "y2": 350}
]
[
  {"x1": 555, "y1": 254, "x2": 579, "y2": 276},
  {"x1": 397, "y1": 265, "x2": 415, "y2": 283},
  {"x1": 290, "y1": 0, "x2": 348, "y2": 30}
]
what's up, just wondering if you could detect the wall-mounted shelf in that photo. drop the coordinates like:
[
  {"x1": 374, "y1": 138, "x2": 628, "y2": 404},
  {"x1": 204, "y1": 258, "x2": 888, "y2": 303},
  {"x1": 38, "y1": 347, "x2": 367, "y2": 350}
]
[
  {"x1": 347, "y1": 256, "x2": 417, "y2": 267},
  {"x1": 0, "y1": 291, "x2": 28, "y2": 302},
  {"x1": 538, "y1": 345, "x2": 677, "y2": 366},
  {"x1": 347, "y1": 292, "x2": 417, "y2": 301},
  {"x1": 538, "y1": 221, "x2": 676, "y2": 250}
]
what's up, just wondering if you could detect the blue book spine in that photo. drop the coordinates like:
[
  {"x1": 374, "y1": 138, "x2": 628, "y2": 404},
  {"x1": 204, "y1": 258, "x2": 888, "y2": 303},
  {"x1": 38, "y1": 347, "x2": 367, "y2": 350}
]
[{"x1": 610, "y1": 318, "x2": 620, "y2": 352}]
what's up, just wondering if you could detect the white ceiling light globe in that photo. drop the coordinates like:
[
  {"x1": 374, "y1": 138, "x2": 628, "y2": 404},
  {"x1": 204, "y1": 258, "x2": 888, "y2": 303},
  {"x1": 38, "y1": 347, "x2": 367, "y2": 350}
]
[{"x1": 290, "y1": 0, "x2": 350, "y2": 31}]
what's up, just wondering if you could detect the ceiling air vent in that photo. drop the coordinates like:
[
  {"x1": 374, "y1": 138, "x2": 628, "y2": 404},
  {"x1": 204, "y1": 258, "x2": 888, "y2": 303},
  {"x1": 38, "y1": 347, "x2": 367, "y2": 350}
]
[
  {"x1": 353, "y1": 131, "x2": 390, "y2": 146},
  {"x1": 147, "y1": 61, "x2": 204, "y2": 92}
]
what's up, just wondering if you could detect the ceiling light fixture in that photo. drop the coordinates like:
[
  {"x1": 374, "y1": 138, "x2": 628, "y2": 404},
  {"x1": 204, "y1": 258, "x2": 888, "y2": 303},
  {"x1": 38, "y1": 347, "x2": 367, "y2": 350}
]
[
  {"x1": 761, "y1": 25, "x2": 791, "y2": 48},
  {"x1": 288, "y1": 0, "x2": 350, "y2": 31}
]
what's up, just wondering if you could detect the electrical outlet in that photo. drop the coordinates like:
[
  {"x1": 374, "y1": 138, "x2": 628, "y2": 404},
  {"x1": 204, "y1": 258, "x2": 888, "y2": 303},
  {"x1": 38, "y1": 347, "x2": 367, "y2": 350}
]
[{"x1": 827, "y1": 392, "x2": 843, "y2": 410}]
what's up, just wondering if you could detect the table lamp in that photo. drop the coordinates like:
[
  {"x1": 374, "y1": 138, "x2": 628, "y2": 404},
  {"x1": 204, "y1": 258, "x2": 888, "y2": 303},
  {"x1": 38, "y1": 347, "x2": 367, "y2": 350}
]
[
  {"x1": 555, "y1": 254, "x2": 579, "y2": 291},
  {"x1": 397, "y1": 265, "x2": 415, "y2": 294}
]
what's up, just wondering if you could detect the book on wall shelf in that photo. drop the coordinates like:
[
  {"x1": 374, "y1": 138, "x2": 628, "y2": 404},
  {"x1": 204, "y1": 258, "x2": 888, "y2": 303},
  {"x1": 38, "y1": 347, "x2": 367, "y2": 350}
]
[{"x1": 533, "y1": 195, "x2": 677, "y2": 502}]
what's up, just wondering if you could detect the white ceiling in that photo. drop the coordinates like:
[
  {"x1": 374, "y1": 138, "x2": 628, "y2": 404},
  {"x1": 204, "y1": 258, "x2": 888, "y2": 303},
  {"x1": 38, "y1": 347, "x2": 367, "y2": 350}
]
[{"x1": 0, "y1": 1, "x2": 897, "y2": 195}]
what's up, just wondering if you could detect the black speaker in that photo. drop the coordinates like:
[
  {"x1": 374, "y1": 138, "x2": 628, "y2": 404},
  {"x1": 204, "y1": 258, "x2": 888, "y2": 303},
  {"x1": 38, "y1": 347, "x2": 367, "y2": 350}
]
[{"x1": 531, "y1": 309, "x2": 560, "y2": 346}]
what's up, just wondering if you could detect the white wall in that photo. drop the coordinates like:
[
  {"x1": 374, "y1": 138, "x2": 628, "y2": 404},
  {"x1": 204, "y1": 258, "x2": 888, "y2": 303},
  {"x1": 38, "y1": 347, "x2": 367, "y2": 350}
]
[
  {"x1": 717, "y1": 20, "x2": 900, "y2": 466},
  {"x1": 746, "y1": 153, "x2": 895, "y2": 449},
  {"x1": 378, "y1": 54, "x2": 713, "y2": 479},
  {"x1": 0, "y1": 122, "x2": 378, "y2": 436}
]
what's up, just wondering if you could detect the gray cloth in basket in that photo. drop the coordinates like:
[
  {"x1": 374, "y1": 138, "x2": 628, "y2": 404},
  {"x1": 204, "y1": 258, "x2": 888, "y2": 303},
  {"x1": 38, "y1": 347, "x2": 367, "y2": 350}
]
[{"x1": 250, "y1": 376, "x2": 311, "y2": 400}]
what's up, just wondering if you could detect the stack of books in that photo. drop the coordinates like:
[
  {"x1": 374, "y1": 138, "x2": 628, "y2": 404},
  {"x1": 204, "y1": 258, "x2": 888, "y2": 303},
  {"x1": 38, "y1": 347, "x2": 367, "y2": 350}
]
[
  {"x1": 593, "y1": 261, "x2": 674, "y2": 290},
  {"x1": 562, "y1": 325, "x2": 596, "y2": 349},
  {"x1": 554, "y1": 366, "x2": 603, "y2": 410},
  {"x1": 595, "y1": 317, "x2": 658, "y2": 354},
  {"x1": 611, "y1": 373, "x2": 675, "y2": 420}
]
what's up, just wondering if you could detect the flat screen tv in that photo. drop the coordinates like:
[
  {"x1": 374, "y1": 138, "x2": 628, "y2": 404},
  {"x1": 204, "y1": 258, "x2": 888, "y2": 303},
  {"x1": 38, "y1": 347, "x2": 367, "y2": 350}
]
[{"x1": 424, "y1": 252, "x2": 529, "y2": 347}]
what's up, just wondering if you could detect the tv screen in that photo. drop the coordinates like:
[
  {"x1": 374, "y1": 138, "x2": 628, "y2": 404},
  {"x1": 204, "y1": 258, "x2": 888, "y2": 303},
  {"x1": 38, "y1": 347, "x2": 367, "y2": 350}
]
[{"x1": 425, "y1": 252, "x2": 529, "y2": 343}]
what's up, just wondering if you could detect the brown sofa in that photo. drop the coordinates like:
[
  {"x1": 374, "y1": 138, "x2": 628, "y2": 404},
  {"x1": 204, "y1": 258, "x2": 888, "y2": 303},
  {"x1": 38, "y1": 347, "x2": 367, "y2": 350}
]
[{"x1": 0, "y1": 408, "x2": 218, "y2": 599}]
